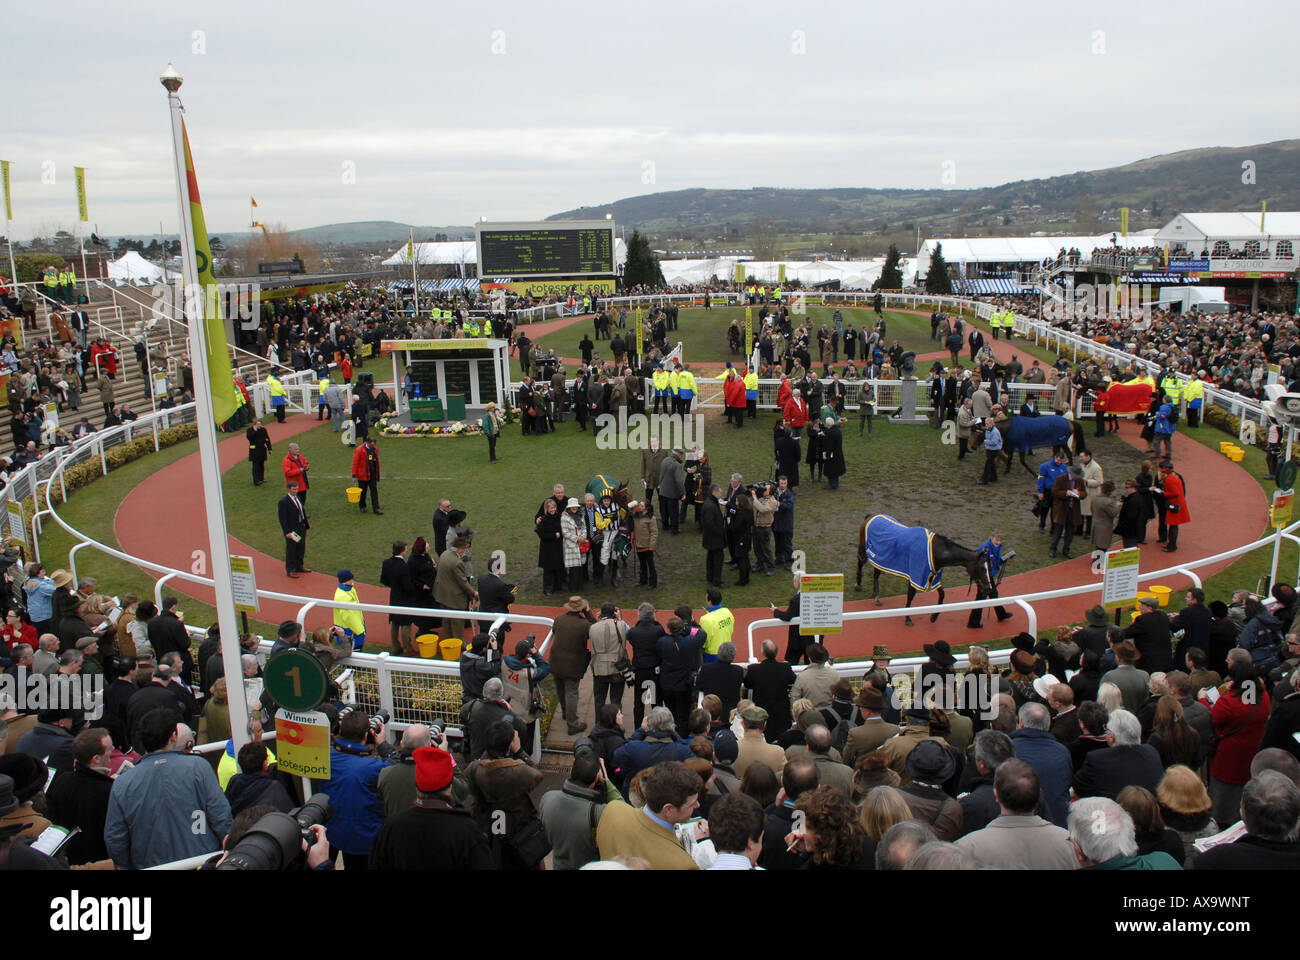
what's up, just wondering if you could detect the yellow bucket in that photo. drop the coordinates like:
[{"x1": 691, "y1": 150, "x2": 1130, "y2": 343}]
[
  {"x1": 346, "y1": 486, "x2": 362, "y2": 504},
  {"x1": 1149, "y1": 584, "x2": 1171, "y2": 607},
  {"x1": 416, "y1": 634, "x2": 440, "y2": 658},
  {"x1": 439, "y1": 637, "x2": 463, "y2": 661},
  {"x1": 1219, "y1": 441, "x2": 1233, "y2": 453},
  {"x1": 1228, "y1": 450, "x2": 1245, "y2": 462}
]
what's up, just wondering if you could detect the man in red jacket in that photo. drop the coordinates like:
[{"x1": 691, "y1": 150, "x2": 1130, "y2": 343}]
[
  {"x1": 783, "y1": 389, "x2": 809, "y2": 438},
  {"x1": 723, "y1": 368, "x2": 747, "y2": 429},
  {"x1": 282, "y1": 443, "x2": 311, "y2": 508},
  {"x1": 351, "y1": 436, "x2": 382, "y2": 515}
]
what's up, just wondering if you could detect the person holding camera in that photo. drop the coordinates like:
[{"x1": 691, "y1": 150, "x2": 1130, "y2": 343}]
[
  {"x1": 539, "y1": 747, "x2": 624, "y2": 869},
  {"x1": 371, "y1": 745, "x2": 494, "y2": 870},
  {"x1": 502, "y1": 636, "x2": 550, "y2": 754},
  {"x1": 589, "y1": 604, "x2": 630, "y2": 710},
  {"x1": 316, "y1": 707, "x2": 398, "y2": 870},
  {"x1": 461, "y1": 676, "x2": 529, "y2": 762},
  {"x1": 459, "y1": 633, "x2": 501, "y2": 704},
  {"x1": 467, "y1": 718, "x2": 547, "y2": 870}
]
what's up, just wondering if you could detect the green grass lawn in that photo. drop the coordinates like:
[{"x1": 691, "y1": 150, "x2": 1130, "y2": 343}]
[
  {"x1": 219, "y1": 402, "x2": 1158, "y2": 611},
  {"x1": 32, "y1": 439, "x2": 284, "y2": 643}
]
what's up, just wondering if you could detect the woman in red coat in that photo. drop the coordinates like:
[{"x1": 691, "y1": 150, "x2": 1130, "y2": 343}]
[
  {"x1": 783, "y1": 390, "x2": 809, "y2": 436},
  {"x1": 1199, "y1": 660, "x2": 1270, "y2": 826},
  {"x1": 340, "y1": 355, "x2": 353, "y2": 383},
  {"x1": 1157, "y1": 461, "x2": 1189, "y2": 553},
  {"x1": 776, "y1": 376, "x2": 793, "y2": 409}
]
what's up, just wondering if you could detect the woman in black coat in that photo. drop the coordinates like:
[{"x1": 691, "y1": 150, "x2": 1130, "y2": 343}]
[
  {"x1": 407, "y1": 536, "x2": 439, "y2": 632},
  {"x1": 589, "y1": 703, "x2": 627, "y2": 784},
  {"x1": 1114, "y1": 480, "x2": 1147, "y2": 547},
  {"x1": 805, "y1": 421, "x2": 824, "y2": 482},
  {"x1": 535, "y1": 500, "x2": 564, "y2": 596}
]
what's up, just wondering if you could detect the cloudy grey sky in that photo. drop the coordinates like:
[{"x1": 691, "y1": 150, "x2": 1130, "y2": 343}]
[{"x1": 2, "y1": 0, "x2": 1296, "y2": 239}]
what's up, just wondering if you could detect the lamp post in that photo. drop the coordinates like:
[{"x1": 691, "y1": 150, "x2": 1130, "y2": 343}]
[{"x1": 160, "y1": 62, "x2": 250, "y2": 751}]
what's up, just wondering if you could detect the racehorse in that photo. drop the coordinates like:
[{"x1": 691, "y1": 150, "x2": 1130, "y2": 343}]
[
  {"x1": 586, "y1": 475, "x2": 631, "y2": 507},
  {"x1": 1076, "y1": 378, "x2": 1156, "y2": 416},
  {"x1": 856, "y1": 515, "x2": 991, "y2": 626},
  {"x1": 972, "y1": 413, "x2": 1086, "y2": 477}
]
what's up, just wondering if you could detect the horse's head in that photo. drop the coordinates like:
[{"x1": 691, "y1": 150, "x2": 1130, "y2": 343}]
[
  {"x1": 612, "y1": 482, "x2": 630, "y2": 508},
  {"x1": 968, "y1": 550, "x2": 992, "y2": 591}
]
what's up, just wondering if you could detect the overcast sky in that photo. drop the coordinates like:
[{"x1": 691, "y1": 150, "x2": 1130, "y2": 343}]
[{"x1": 2, "y1": 0, "x2": 1296, "y2": 239}]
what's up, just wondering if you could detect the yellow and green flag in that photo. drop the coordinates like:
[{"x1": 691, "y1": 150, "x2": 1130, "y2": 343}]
[
  {"x1": 74, "y1": 166, "x2": 88, "y2": 221},
  {"x1": 182, "y1": 120, "x2": 242, "y2": 424},
  {"x1": 1, "y1": 160, "x2": 11, "y2": 221}
]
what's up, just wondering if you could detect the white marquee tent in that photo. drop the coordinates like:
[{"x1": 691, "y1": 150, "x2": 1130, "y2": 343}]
[
  {"x1": 106, "y1": 251, "x2": 172, "y2": 285},
  {"x1": 915, "y1": 232, "x2": 1159, "y2": 271},
  {"x1": 658, "y1": 256, "x2": 918, "y2": 290},
  {"x1": 1154, "y1": 212, "x2": 1300, "y2": 248}
]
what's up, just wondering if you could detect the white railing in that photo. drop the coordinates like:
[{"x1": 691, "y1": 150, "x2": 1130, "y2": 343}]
[{"x1": 745, "y1": 513, "x2": 1300, "y2": 664}]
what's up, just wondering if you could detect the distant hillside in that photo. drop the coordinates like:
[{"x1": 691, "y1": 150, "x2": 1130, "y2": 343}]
[
  {"x1": 547, "y1": 140, "x2": 1300, "y2": 237},
  {"x1": 284, "y1": 221, "x2": 474, "y2": 243}
]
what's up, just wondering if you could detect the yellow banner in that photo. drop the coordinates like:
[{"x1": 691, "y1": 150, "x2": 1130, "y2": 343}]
[
  {"x1": 744, "y1": 306, "x2": 753, "y2": 357},
  {"x1": 382, "y1": 338, "x2": 495, "y2": 352},
  {"x1": 1, "y1": 160, "x2": 11, "y2": 221},
  {"x1": 1120, "y1": 207, "x2": 1128, "y2": 237},
  {"x1": 257, "y1": 281, "x2": 348, "y2": 301},
  {"x1": 734, "y1": 262, "x2": 746, "y2": 284},
  {"x1": 483, "y1": 278, "x2": 616, "y2": 297},
  {"x1": 778, "y1": 263, "x2": 786, "y2": 283},
  {"x1": 275, "y1": 709, "x2": 331, "y2": 778},
  {"x1": 74, "y1": 166, "x2": 88, "y2": 222}
]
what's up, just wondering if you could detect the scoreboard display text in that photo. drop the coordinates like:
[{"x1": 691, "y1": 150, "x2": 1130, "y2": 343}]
[{"x1": 476, "y1": 222, "x2": 615, "y2": 278}]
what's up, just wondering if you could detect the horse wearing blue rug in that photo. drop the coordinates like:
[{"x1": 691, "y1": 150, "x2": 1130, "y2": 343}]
[
  {"x1": 857, "y1": 514, "x2": 991, "y2": 625},
  {"x1": 974, "y1": 414, "x2": 1085, "y2": 477}
]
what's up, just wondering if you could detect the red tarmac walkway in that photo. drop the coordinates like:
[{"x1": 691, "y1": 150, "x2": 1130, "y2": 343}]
[{"x1": 113, "y1": 317, "x2": 1269, "y2": 660}]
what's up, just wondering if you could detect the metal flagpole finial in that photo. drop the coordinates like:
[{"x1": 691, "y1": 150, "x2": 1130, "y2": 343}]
[{"x1": 160, "y1": 62, "x2": 183, "y2": 92}]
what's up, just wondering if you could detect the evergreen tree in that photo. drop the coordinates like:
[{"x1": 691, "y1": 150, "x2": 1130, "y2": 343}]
[
  {"x1": 622, "y1": 229, "x2": 664, "y2": 289},
  {"x1": 925, "y1": 242, "x2": 953, "y2": 294},
  {"x1": 873, "y1": 243, "x2": 903, "y2": 290}
]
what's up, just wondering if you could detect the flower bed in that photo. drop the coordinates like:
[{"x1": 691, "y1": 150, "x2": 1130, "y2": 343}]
[{"x1": 375, "y1": 406, "x2": 520, "y2": 438}]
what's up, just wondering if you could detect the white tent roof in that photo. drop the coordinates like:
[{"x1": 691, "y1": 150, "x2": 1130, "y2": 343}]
[
  {"x1": 917, "y1": 233, "x2": 1157, "y2": 267},
  {"x1": 106, "y1": 251, "x2": 168, "y2": 285},
  {"x1": 382, "y1": 238, "x2": 628, "y2": 268},
  {"x1": 1154, "y1": 211, "x2": 1300, "y2": 244},
  {"x1": 658, "y1": 256, "x2": 917, "y2": 290}
]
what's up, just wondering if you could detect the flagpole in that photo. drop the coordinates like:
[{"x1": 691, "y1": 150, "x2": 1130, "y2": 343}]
[
  {"x1": 411, "y1": 231, "x2": 419, "y2": 319},
  {"x1": 160, "y1": 62, "x2": 250, "y2": 752}
]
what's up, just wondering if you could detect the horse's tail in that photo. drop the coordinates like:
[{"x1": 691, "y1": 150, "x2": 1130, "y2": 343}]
[
  {"x1": 1071, "y1": 418, "x2": 1086, "y2": 454},
  {"x1": 859, "y1": 517, "x2": 870, "y2": 561}
]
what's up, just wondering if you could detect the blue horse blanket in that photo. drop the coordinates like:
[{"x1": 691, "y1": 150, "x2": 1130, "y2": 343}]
[
  {"x1": 1002, "y1": 414, "x2": 1073, "y2": 453},
  {"x1": 866, "y1": 515, "x2": 941, "y2": 591}
]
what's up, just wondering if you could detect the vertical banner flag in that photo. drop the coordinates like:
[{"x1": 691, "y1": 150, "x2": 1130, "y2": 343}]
[
  {"x1": 635, "y1": 306, "x2": 643, "y2": 358},
  {"x1": 1120, "y1": 207, "x2": 1128, "y2": 237},
  {"x1": 1261, "y1": 201, "x2": 1267, "y2": 232},
  {"x1": 407, "y1": 229, "x2": 414, "y2": 262},
  {"x1": 778, "y1": 263, "x2": 786, "y2": 283},
  {"x1": 744, "y1": 306, "x2": 753, "y2": 357},
  {"x1": 250, "y1": 195, "x2": 258, "y2": 208},
  {"x1": 181, "y1": 121, "x2": 242, "y2": 425},
  {"x1": 74, "y1": 167, "x2": 88, "y2": 222},
  {"x1": 734, "y1": 262, "x2": 745, "y2": 285},
  {"x1": 1, "y1": 161, "x2": 11, "y2": 221}
]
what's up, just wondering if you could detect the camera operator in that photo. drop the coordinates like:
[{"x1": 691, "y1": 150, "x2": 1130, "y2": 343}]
[
  {"x1": 205, "y1": 803, "x2": 332, "y2": 870},
  {"x1": 467, "y1": 718, "x2": 546, "y2": 870},
  {"x1": 370, "y1": 746, "x2": 493, "y2": 870},
  {"x1": 316, "y1": 708, "x2": 398, "y2": 870},
  {"x1": 378, "y1": 723, "x2": 469, "y2": 817},
  {"x1": 751, "y1": 482, "x2": 778, "y2": 576},
  {"x1": 459, "y1": 676, "x2": 528, "y2": 762},
  {"x1": 538, "y1": 746, "x2": 625, "y2": 870}
]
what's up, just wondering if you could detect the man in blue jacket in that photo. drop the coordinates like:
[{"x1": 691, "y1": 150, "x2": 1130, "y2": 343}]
[
  {"x1": 1035, "y1": 451, "x2": 1069, "y2": 532},
  {"x1": 105, "y1": 708, "x2": 232, "y2": 869},
  {"x1": 314, "y1": 709, "x2": 399, "y2": 870},
  {"x1": 1010, "y1": 702, "x2": 1073, "y2": 827},
  {"x1": 613, "y1": 706, "x2": 692, "y2": 798}
]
